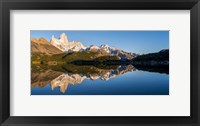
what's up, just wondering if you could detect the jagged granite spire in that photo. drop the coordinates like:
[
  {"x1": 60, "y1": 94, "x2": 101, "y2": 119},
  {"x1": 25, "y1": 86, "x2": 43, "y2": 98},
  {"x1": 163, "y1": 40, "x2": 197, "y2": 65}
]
[
  {"x1": 50, "y1": 33, "x2": 85, "y2": 52},
  {"x1": 60, "y1": 33, "x2": 68, "y2": 43}
]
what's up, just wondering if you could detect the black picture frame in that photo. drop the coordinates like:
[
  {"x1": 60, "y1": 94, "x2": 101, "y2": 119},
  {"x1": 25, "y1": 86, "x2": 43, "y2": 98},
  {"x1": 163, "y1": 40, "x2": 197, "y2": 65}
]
[{"x1": 0, "y1": 0, "x2": 200, "y2": 126}]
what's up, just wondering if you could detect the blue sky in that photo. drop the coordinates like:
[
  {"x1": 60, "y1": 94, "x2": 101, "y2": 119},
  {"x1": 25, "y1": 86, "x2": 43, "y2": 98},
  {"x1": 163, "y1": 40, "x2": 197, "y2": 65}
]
[{"x1": 31, "y1": 30, "x2": 169, "y2": 54}]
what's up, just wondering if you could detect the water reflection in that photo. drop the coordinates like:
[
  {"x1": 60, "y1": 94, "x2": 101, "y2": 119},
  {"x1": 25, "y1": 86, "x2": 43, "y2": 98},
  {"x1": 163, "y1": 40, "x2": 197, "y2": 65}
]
[{"x1": 31, "y1": 64, "x2": 169, "y2": 95}]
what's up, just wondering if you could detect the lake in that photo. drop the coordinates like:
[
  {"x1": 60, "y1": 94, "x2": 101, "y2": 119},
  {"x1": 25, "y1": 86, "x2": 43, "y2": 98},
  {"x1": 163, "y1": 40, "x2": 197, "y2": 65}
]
[{"x1": 31, "y1": 64, "x2": 169, "y2": 95}]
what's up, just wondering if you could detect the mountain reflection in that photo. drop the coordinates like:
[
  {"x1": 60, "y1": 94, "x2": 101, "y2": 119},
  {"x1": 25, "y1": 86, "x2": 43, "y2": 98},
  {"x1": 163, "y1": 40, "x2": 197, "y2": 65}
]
[
  {"x1": 51, "y1": 74, "x2": 87, "y2": 93},
  {"x1": 31, "y1": 65, "x2": 136, "y2": 93}
]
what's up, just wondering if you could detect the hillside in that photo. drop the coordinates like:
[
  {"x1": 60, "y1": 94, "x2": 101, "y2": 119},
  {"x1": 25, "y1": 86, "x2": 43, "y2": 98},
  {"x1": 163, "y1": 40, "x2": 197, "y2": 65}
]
[
  {"x1": 132, "y1": 49, "x2": 169, "y2": 66},
  {"x1": 31, "y1": 38, "x2": 63, "y2": 55},
  {"x1": 31, "y1": 51, "x2": 119, "y2": 65}
]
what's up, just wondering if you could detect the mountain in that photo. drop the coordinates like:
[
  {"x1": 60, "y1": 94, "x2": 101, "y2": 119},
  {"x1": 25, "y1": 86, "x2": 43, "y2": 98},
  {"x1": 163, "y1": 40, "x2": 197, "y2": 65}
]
[
  {"x1": 86, "y1": 44, "x2": 136, "y2": 60},
  {"x1": 86, "y1": 45, "x2": 111, "y2": 56},
  {"x1": 31, "y1": 38, "x2": 63, "y2": 55},
  {"x1": 50, "y1": 33, "x2": 86, "y2": 52},
  {"x1": 132, "y1": 49, "x2": 169, "y2": 66}
]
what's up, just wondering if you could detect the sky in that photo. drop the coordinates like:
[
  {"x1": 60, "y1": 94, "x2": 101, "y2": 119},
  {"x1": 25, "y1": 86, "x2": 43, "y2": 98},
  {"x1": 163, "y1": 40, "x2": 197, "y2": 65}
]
[{"x1": 31, "y1": 30, "x2": 169, "y2": 54}]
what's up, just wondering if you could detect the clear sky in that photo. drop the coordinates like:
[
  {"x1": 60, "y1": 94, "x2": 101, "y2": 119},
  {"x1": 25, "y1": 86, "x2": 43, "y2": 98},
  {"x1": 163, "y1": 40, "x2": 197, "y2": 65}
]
[{"x1": 31, "y1": 30, "x2": 169, "y2": 54}]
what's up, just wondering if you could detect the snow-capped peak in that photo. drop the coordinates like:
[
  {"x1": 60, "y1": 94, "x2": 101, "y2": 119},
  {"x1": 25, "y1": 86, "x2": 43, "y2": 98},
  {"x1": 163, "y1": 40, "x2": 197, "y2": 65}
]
[
  {"x1": 100, "y1": 44, "x2": 109, "y2": 48},
  {"x1": 99, "y1": 44, "x2": 112, "y2": 53},
  {"x1": 90, "y1": 45, "x2": 100, "y2": 49}
]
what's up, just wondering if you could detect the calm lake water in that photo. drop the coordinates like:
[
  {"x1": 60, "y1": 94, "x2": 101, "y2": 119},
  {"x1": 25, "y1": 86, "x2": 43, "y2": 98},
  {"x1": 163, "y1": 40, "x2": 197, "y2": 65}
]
[{"x1": 31, "y1": 65, "x2": 169, "y2": 95}]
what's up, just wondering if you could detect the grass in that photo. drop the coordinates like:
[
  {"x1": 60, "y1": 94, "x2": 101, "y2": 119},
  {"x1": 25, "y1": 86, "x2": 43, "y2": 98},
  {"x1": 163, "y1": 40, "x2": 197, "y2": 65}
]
[
  {"x1": 32, "y1": 51, "x2": 119, "y2": 65},
  {"x1": 62, "y1": 51, "x2": 102, "y2": 62}
]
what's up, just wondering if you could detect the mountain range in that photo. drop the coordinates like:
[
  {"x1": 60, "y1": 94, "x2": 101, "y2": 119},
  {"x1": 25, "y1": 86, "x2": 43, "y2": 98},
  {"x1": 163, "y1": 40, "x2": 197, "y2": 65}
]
[{"x1": 31, "y1": 33, "x2": 136, "y2": 60}]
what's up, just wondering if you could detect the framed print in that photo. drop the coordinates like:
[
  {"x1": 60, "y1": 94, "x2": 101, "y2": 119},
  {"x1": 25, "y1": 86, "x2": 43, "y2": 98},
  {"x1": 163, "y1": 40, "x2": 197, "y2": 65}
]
[{"x1": 0, "y1": 0, "x2": 200, "y2": 126}]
